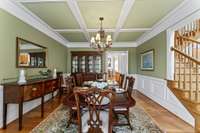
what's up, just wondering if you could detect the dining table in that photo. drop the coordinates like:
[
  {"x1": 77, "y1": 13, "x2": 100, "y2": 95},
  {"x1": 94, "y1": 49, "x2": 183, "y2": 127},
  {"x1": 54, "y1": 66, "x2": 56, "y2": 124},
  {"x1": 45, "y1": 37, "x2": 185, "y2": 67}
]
[{"x1": 63, "y1": 79, "x2": 136, "y2": 127}]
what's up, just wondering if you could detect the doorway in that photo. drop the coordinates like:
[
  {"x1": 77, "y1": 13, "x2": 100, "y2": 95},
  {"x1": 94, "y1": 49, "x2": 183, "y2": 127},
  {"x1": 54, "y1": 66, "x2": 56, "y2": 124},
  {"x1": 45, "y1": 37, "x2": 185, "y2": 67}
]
[{"x1": 105, "y1": 51, "x2": 128, "y2": 80}]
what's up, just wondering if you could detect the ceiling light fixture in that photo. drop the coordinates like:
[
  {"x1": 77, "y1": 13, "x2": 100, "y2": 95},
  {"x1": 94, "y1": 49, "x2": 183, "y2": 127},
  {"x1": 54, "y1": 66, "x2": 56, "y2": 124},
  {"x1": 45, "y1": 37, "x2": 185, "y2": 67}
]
[{"x1": 90, "y1": 17, "x2": 112, "y2": 51}]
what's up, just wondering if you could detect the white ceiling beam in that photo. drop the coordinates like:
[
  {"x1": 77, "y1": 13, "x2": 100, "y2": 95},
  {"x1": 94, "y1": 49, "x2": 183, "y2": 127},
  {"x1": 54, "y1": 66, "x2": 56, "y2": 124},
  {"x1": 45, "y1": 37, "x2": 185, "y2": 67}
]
[
  {"x1": 54, "y1": 28, "x2": 151, "y2": 33},
  {"x1": 67, "y1": 42, "x2": 138, "y2": 48},
  {"x1": 66, "y1": 0, "x2": 90, "y2": 41},
  {"x1": 113, "y1": 0, "x2": 136, "y2": 41},
  {"x1": 16, "y1": 0, "x2": 125, "y2": 3},
  {"x1": 54, "y1": 29, "x2": 83, "y2": 32},
  {"x1": 0, "y1": 0, "x2": 69, "y2": 47},
  {"x1": 16, "y1": 0, "x2": 67, "y2": 3},
  {"x1": 87, "y1": 28, "x2": 115, "y2": 32},
  {"x1": 120, "y1": 28, "x2": 151, "y2": 32}
]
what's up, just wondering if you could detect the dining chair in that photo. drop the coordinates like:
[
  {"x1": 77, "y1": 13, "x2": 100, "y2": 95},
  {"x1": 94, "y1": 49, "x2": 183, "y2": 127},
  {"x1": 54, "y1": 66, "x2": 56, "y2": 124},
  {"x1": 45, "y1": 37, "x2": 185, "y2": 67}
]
[
  {"x1": 74, "y1": 88, "x2": 115, "y2": 133},
  {"x1": 60, "y1": 74, "x2": 69, "y2": 94},
  {"x1": 75, "y1": 73, "x2": 84, "y2": 86},
  {"x1": 113, "y1": 76, "x2": 136, "y2": 129},
  {"x1": 127, "y1": 77, "x2": 135, "y2": 96},
  {"x1": 97, "y1": 72, "x2": 107, "y2": 81},
  {"x1": 103, "y1": 72, "x2": 108, "y2": 81},
  {"x1": 112, "y1": 75, "x2": 128, "y2": 93},
  {"x1": 115, "y1": 72, "x2": 120, "y2": 83},
  {"x1": 119, "y1": 74, "x2": 125, "y2": 88},
  {"x1": 63, "y1": 76, "x2": 74, "y2": 94},
  {"x1": 62, "y1": 76, "x2": 77, "y2": 127}
]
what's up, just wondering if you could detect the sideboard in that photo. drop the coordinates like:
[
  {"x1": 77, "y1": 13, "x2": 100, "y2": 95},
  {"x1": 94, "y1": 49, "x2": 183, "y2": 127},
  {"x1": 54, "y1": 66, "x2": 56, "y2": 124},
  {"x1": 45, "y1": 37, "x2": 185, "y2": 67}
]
[{"x1": 2, "y1": 77, "x2": 61, "y2": 130}]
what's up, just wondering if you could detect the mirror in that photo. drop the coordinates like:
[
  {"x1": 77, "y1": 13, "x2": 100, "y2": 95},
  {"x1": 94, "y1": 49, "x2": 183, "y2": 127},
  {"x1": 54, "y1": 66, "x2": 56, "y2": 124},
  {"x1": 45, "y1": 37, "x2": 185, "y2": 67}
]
[{"x1": 16, "y1": 37, "x2": 47, "y2": 68}]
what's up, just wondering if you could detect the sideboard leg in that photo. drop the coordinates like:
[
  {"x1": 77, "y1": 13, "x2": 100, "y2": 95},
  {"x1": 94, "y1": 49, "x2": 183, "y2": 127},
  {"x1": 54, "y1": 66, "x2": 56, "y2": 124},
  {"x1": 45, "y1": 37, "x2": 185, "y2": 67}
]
[
  {"x1": 18, "y1": 103, "x2": 23, "y2": 130},
  {"x1": 3, "y1": 103, "x2": 7, "y2": 129},
  {"x1": 41, "y1": 96, "x2": 44, "y2": 118},
  {"x1": 52, "y1": 92, "x2": 54, "y2": 99},
  {"x1": 59, "y1": 87, "x2": 63, "y2": 98}
]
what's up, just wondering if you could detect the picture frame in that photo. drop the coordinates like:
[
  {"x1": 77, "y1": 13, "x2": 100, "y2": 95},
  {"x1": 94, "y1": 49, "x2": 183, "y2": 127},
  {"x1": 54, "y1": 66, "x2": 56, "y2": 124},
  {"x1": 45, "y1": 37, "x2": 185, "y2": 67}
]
[{"x1": 140, "y1": 49, "x2": 154, "y2": 71}]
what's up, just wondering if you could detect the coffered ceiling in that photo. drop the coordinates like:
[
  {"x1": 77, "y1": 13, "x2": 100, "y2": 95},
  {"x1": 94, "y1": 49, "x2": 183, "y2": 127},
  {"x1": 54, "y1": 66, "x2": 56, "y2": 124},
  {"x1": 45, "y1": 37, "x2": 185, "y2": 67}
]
[{"x1": 13, "y1": 0, "x2": 184, "y2": 45}]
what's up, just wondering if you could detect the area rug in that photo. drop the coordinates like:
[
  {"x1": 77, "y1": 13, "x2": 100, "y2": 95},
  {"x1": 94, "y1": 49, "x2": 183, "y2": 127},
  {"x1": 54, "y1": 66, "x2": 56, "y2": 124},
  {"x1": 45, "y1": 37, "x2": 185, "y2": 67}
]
[{"x1": 30, "y1": 105, "x2": 163, "y2": 133}]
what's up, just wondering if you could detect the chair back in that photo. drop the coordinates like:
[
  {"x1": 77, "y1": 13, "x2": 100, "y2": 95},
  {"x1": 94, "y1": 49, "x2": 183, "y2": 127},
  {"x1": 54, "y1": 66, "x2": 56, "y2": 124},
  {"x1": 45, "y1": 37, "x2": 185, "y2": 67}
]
[
  {"x1": 74, "y1": 88, "x2": 115, "y2": 133},
  {"x1": 123, "y1": 76, "x2": 129, "y2": 90},
  {"x1": 127, "y1": 77, "x2": 135, "y2": 96},
  {"x1": 119, "y1": 74, "x2": 124, "y2": 88},
  {"x1": 75, "y1": 73, "x2": 84, "y2": 86},
  {"x1": 63, "y1": 76, "x2": 74, "y2": 94},
  {"x1": 115, "y1": 72, "x2": 120, "y2": 82},
  {"x1": 72, "y1": 75, "x2": 76, "y2": 87},
  {"x1": 102, "y1": 72, "x2": 107, "y2": 81}
]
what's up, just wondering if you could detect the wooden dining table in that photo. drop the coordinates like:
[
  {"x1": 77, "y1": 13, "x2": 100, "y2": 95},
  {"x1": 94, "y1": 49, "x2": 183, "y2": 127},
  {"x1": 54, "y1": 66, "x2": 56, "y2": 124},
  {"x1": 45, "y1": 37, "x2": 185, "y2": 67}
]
[{"x1": 63, "y1": 79, "x2": 136, "y2": 116}]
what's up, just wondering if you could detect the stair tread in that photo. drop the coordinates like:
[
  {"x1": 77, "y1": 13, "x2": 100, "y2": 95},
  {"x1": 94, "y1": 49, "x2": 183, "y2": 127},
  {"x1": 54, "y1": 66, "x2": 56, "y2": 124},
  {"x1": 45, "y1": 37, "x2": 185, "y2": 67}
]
[
  {"x1": 175, "y1": 73, "x2": 200, "y2": 75},
  {"x1": 172, "y1": 87, "x2": 200, "y2": 93},
  {"x1": 181, "y1": 97, "x2": 200, "y2": 104}
]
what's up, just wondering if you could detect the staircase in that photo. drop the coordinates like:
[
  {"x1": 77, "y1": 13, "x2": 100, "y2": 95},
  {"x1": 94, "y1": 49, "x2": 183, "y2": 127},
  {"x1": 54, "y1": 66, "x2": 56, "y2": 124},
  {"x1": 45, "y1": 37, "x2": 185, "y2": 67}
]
[{"x1": 167, "y1": 19, "x2": 200, "y2": 133}]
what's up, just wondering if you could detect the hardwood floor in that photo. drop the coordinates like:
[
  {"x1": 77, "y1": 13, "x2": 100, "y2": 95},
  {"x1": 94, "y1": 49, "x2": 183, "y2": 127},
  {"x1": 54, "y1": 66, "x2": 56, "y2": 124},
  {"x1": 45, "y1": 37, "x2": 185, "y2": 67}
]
[
  {"x1": 132, "y1": 90, "x2": 194, "y2": 133},
  {"x1": 0, "y1": 90, "x2": 194, "y2": 133}
]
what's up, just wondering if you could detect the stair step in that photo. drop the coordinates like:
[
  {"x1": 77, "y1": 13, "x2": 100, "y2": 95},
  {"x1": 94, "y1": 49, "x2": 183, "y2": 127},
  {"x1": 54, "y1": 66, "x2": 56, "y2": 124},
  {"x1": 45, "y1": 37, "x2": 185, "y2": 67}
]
[
  {"x1": 181, "y1": 98, "x2": 200, "y2": 112},
  {"x1": 175, "y1": 73, "x2": 200, "y2": 75},
  {"x1": 173, "y1": 87, "x2": 200, "y2": 92},
  {"x1": 171, "y1": 81, "x2": 200, "y2": 90},
  {"x1": 176, "y1": 63, "x2": 200, "y2": 67},
  {"x1": 175, "y1": 81, "x2": 200, "y2": 83},
  {"x1": 174, "y1": 75, "x2": 200, "y2": 82}
]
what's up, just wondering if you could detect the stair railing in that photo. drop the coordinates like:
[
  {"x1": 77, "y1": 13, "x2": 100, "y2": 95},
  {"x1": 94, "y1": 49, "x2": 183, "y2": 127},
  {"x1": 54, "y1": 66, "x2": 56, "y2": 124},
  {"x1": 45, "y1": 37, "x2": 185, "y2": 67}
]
[
  {"x1": 173, "y1": 32, "x2": 200, "y2": 102},
  {"x1": 178, "y1": 19, "x2": 200, "y2": 38}
]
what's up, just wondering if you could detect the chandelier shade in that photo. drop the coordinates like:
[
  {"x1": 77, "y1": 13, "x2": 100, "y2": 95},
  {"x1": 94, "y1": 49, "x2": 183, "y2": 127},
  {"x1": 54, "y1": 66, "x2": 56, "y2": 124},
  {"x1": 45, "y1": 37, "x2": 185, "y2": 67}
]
[{"x1": 90, "y1": 17, "x2": 112, "y2": 51}]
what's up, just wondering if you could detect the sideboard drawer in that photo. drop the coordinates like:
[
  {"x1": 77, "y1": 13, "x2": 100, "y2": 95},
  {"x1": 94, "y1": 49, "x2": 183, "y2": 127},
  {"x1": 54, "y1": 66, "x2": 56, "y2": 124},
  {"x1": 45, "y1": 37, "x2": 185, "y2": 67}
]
[
  {"x1": 44, "y1": 81, "x2": 53, "y2": 94},
  {"x1": 23, "y1": 84, "x2": 43, "y2": 101},
  {"x1": 52, "y1": 80, "x2": 58, "y2": 91}
]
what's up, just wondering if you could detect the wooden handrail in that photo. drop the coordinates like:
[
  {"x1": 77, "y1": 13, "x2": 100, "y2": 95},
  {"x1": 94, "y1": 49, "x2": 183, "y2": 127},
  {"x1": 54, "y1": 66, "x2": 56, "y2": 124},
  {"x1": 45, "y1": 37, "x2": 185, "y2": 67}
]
[
  {"x1": 177, "y1": 32, "x2": 200, "y2": 44},
  {"x1": 171, "y1": 47, "x2": 200, "y2": 64}
]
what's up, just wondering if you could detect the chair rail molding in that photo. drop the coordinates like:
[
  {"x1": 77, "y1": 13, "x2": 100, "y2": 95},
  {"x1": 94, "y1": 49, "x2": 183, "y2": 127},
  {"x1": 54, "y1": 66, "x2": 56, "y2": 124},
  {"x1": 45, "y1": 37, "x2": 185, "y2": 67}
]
[{"x1": 135, "y1": 74, "x2": 194, "y2": 126}]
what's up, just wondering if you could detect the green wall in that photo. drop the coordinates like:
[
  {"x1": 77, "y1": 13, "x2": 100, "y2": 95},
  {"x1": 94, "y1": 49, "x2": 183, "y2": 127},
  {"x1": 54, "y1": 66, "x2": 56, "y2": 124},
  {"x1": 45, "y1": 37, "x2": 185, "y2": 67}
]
[
  {"x1": 0, "y1": 8, "x2": 167, "y2": 80},
  {"x1": 67, "y1": 47, "x2": 137, "y2": 74},
  {"x1": 0, "y1": 9, "x2": 68, "y2": 82},
  {"x1": 136, "y1": 32, "x2": 167, "y2": 79}
]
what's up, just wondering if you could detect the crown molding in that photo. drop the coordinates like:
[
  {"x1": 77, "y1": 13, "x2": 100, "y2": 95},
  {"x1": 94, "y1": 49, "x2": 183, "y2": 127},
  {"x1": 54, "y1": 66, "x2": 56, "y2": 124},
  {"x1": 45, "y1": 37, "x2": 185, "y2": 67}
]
[
  {"x1": 169, "y1": 9, "x2": 200, "y2": 31},
  {"x1": 0, "y1": 0, "x2": 69, "y2": 47},
  {"x1": 113, "y1": 0, "x2": 136, "y2": 41},
  {"x1": 136, "y1": 0, "x2": 200, "y2": 46},
  {"x1": 67, "y1": 42, "x2": 137, "y2": 48}
]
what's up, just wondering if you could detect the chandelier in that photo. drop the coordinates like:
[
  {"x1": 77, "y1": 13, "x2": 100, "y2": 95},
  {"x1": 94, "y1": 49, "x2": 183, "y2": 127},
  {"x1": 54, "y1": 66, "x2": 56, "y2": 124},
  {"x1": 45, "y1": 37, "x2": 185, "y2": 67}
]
[{"x1": 90, "y1": 17, "x2": 112, "y2": 51}]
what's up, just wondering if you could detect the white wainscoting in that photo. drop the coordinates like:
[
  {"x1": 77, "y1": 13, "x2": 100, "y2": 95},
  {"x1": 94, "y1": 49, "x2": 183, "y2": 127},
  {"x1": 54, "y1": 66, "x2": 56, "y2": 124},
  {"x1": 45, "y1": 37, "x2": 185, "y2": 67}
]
[
  {"x1": 0, "y1": 85, "x2": 58, "y2": 128},
  {"x1": 134, "y1": 74, "x2": 194, "y2": 127}
]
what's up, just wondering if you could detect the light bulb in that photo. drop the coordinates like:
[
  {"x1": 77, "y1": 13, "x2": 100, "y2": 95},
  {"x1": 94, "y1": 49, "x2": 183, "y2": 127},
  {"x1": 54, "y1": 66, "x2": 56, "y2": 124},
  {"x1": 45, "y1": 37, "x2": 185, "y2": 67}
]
[
  {"x1": 106, "y1": 35, "x2": 112, "y2": 41},
  {"x1": 91, "y1": 37, "x2": 95, "y2": 43},
  {"x1": 96, "y1": 33, "x2": 100, "y2": 41}
]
